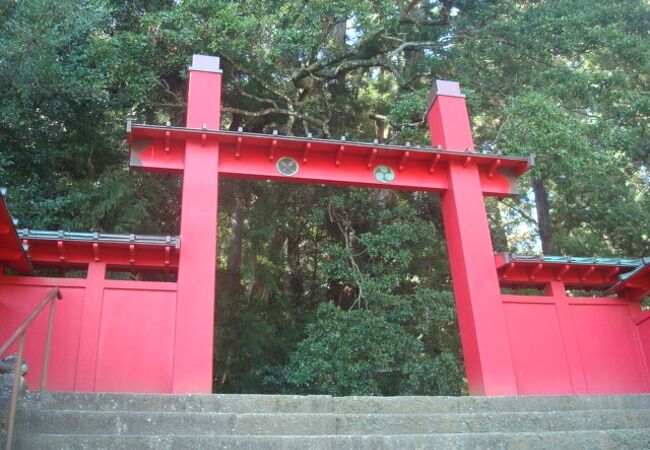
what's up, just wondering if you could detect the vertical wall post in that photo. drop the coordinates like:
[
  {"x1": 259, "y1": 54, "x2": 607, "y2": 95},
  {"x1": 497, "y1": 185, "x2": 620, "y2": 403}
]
[
  {"x1": 545, "y1": 280, "x2": 588, "y2": 393},
  {"x1": 74, "y1": 261, "x2": 106, "y2": 391},
  {"x1": 172, "y1": 55, "x2": 222, "y2": 393},
  {"x1": 428, "y1": 80, "x2": 517, "y2": 395}
]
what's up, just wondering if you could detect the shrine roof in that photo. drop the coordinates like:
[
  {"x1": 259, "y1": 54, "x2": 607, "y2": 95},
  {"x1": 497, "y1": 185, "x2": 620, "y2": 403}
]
[
  {"x1": 496, "y1": 253, "x2": 642, "y2": 268},
  {"x1": 128, "y1": 122, "x2": 531, "y2": 160},
  {"x1": 0, "y1": 188, "x2": 32, "y2": 273},
  {"x1": 18, "y1": 229, "x2": 179, "y2": 248},
  {"x1": 17, "y1": 229, "x2": 180, "y2": 270},
  {"x1": 604, "y1": 257, "x2": 650, "y2": 295},
  {"x1": 495, "y1": 253, "x2": 645, "y2": 290},
  {"x1": 0, "y1": 189, "x2": 180, "y2": 273}
]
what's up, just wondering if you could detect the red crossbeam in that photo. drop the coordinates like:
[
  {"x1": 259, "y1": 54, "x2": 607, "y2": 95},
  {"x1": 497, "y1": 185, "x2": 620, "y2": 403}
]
[{"x1": 128, "y1": 124, "x2": 532, "y2": 196}]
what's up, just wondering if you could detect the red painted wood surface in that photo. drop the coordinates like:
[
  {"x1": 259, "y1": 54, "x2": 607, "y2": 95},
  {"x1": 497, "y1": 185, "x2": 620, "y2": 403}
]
[
  {"x1": 430, "y1": 89, "x2": 517, "y2": 395},
  {"x1": 1, "y1": 56, "x2": 648, "y2": 396},
  {"x1": 502, "y1": 281, "x2": 649, "y2": 394},
  {"x1": 0, "y1": 193, "x2": 30, "y2": 273},
  {"x1": 0, "y1": 265, "x2": 177, "y2": 392},
  {"x1": 128, "y1": 125, "x2": 529, "y2": 197},
  {"x1": 172, "y1": 59, "x2": 222, "y2": 393},
  {"x1": 636, "y1": 312, "x2": 650, "y2": 379},
  {"x1": 494, "y1": 254, "x2": 635, "y2": 289},
  {"x1": 20, "y1": 238, "x2": 179, "y2": 270}
]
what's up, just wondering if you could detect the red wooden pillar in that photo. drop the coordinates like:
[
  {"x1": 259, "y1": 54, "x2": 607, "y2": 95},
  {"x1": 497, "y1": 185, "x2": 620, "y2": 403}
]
[
  {"x1": 428, "y1": 80, "x2": 518, "y2": 395},
  {"x1": 172, "y1": 55, "x2": 222, "y2": 393}
]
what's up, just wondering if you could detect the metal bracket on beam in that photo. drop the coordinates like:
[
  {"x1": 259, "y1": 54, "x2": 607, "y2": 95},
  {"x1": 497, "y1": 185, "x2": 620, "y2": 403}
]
[
  {"x1": 367, "y1": 147, "x2": 378, "y2": 169},
  {"x1": 429, "y1": 154, "x2": 441, "y2": 174},
  {"x1": 399, "y1": 151, "x2": 410, "y2": 171}
]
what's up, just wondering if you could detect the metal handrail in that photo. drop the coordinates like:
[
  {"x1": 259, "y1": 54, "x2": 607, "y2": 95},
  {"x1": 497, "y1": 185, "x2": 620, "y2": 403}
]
[{"x1": 1, "y1": 287, "x2": 62, "y2": 450}]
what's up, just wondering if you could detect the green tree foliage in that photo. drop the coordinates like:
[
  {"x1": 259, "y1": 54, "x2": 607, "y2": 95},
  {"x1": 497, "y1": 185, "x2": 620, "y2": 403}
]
[
  {"x1": 0, "y1": 0, "x2": 179, "y2": 232},
  {"x1": 451, "y1": 0, "x2": 649, "y2": 255},
  {"x1": 275, "y1": 301, "x2": 463, "y2": 396},
  {"x1": 0, "y1": 0, "x2": 648, "y2": 395}
]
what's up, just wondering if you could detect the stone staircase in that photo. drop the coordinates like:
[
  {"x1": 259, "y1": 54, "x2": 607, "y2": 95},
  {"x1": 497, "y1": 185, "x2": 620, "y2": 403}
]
[{"x1": 11, "y1": 392, "x2": 650, "y2": 449}]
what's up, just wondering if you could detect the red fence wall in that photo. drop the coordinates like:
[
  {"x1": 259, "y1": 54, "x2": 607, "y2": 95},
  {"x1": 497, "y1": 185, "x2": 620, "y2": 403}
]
[
  {"x1": 501, "y1": 282, "x2": 650, "y2": 395},
  {"x1": 0, "y1": 262, "x2": 178, "y2": 393},
  {"x1": 4, "y1": 263, "x2": 648, "y2": 395}
]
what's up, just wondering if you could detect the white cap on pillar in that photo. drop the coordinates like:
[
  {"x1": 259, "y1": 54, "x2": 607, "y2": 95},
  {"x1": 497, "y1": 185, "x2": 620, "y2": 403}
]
[
  {"x1": 433, "y1": 80, "x2": 463, "y2": 96},
  {"x1": 190, "y1": 55, "x2": 222, "y2": 73},
  {"x1": 427, "y1": 79, "x2": 465, "y2": 111}
]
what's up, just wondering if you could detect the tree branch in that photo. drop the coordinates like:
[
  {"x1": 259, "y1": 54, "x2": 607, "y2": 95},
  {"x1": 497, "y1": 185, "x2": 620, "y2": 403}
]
[
  {"x1": 327, "y1": 199, "x2": 366, "y2": 310},
  {"x1": 499, "y1": 198, "x2": 540, "y2": 228},
  {"x1": 234, "y1": 85, "x2": 280, "y2": 110},
  {"x1": 313, "y1": 57, "x2": 407, "y2": 87},
  {"x1": 387, "y1": 40, "x2": 443, "y2": 58},
  {"x1": 222, "y1": 106, "x2": 329, "y2": 134},
  {"x1": 219, "y1": 53, "x2": 292, "y2": 103}
]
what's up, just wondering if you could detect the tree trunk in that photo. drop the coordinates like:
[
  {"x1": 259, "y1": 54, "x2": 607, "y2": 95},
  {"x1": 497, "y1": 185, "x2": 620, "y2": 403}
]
[
  {"x1": 228, "y1": 113, "x2": 243, "y2": 131},
  {"x1": 332, "y1": 19, "x2": 346, "y2": 46},
  {"x1": 487, "y1": 199, "x2": 509, "y2": 253},
  {"x1": 287, "y1": 235, "x2": 304, "y2": 302},
  {"x1": 532, "y1": 178, "x2": 553, "y2": 254},
  {"x1": 215, "y1": 194, "x2": 246, "y2": 391},
  {"x1": 226, "y1": 196, "x2": 244, "y2": 274}
]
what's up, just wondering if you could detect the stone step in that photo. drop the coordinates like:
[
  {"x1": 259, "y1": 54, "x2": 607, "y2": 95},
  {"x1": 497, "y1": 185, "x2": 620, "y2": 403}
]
[
  {"x1": 17, "y1": 411, "x2": 334, "y2": 436},
  {"x1": 20, "y1": 392, "x2": 650, "y2": 414},
  {"x1": 15, "y1": 429, "x2": 650, "y2": 450},
  {"x1": 16, "y1": 409, "x2": 650, "y2": 436},
  {"x1": 335, "y1": 410, "x2": 650, "y2": 434},
  {"x1": 334, "y1": 394, "x2": 650, "y2": 414},
  {"x1": 20, "y1": 392, "x2": 333, "y2": 414}
]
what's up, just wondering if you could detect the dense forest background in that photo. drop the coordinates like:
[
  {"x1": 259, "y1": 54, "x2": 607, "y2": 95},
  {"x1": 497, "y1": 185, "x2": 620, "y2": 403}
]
[{"x1": 0, "y1": 0, "x2": 648, "y2": 395}]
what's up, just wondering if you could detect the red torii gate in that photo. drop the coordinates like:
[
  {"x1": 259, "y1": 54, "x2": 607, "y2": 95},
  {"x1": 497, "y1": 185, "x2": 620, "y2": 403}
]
[{"x1": 1, "y1": 54, "x2": 649, "y2": 395}]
